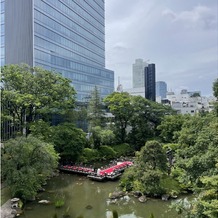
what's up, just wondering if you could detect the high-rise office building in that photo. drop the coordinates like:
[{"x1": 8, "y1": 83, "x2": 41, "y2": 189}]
[
  {"x1": 132, "y1": 59, "x2": 148, "y2": 88},
  {"x1": 1, "y1": 0, "x2": 114, "y2": 101},
  {"x1": 145, "y1": 63, "x2": 156, "y2": 101},
  {"x1": 156, "y1": 81, "x2": 167, "y2": 99}
]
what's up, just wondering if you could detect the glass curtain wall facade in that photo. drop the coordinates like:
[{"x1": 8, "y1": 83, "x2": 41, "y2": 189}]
[
  {"x1": 132, "y1": 59, "x2": 148, "y2": 88},
  {"x1": 156, "y1": 81, "x2": 167, "y2": 99},
  {"x1": 3, "y1": 0, "x2": 114, "y2": 101},
  {"x1": 0, "y1": 0, "x2": 4, "y2": 66},
  {"x1": 145, "y1": 64, "x2": 156, "y2": 102}
]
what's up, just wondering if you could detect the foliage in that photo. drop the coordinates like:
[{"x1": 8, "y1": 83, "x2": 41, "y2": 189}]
[
  {"x1": 29, "y1": 119, "x2": 53, "y2": 142},
  {"x1": 213, "y1": 78, "x2": 218, "y2": 116},
  {"x1": 98, "y1": 145, "x2": 117, "y2": 160},
  {"x1": 175, "y1": 115, "x2": 218, "y2": 185},
  {"x1": 100, "y1": 129, "x2": 116, "y2": 146},
  {"x1": 51, "y1": 123, "x2": 86, "y2": 162},
  {"x1": 89, "y1": 126, "x2": 102, "y2": 149},
  {"x1": 157, "y1": 114, "x2": 186, "y2": 143},
  {"x1": 80, "y1": 148, "x2": 99, "y2": 163},
  {"x1": 213, "y1": 78, "x2": 218, "y2": 98},
  {"x1": 1, "y1": 64, "x2": 76, "y2": 138},
  {"x1": 120, "y1": 140, "x2": 169, "y2": 196},
  {"x1": 104, "y1": 92, "x2": 133, "y2": 143},
  {"x1": 1, "y1": 135, "x2": 59, "y2": 200},
  {"x1": 104, "y1": 92, "x2": 174, "y2": 147},
  {"x1": 87, "y1": 86, "x2": 105, "y2": 129},
  {"x1": 137, "y1": 140, "x2": 167, "y2": 171},
  {"x1": 112, "y1": 143, "x2": 134, "y2": 157},
  {"x1": 55, "y1": 199, "x2": 65, "y2": 208},
  {"x1": 159, "y1": 176, "x2": 182, "y2": 196}
]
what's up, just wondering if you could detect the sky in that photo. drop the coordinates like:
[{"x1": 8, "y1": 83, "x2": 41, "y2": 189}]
[{"x1": 105, "y1": 0, "x2": 218, "y2": 96}]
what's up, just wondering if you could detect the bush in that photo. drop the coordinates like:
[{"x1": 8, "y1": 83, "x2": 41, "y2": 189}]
[
  {"x1": 98, "y1": 146, "x2": 116, "y2": 160},
  {"x1": 81, "y1": 148, "x2": 99, "y2": 163},
  {"x1": 159, "y1": 175, "x2": 182, "y2": 195},
  {"x1": 112, "y1": 143, "x2": 134, "y2": 157}
]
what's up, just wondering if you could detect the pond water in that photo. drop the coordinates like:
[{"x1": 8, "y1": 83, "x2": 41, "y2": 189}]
[{"x1": 21, "y1": 173, "x2": 183, "y2": 218}]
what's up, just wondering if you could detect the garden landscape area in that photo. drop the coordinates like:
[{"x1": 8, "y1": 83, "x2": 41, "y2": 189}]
[{"x1": 1, "y1": 65, "x2": 218, "y2": 218}]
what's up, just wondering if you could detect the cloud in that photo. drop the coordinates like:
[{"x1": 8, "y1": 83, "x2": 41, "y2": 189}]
[
  {"x1": 162, "y1": 5, "x2": 217, "y2": 30},
  {"x1": 105, "y1": 1, "x2": 218, "y2": 95}
]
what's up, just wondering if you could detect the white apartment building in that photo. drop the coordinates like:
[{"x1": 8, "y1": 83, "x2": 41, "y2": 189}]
[{"x1": 166, "y1": 90, "x2": 216, "y2": 115}]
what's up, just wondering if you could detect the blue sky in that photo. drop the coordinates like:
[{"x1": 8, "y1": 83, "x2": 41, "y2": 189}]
[{"x1": 105, "y1": 0, "x2": 218, "y2": 96}]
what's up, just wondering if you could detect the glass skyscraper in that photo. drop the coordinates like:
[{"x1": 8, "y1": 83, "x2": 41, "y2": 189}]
[
  {"x1": 145, "y1": 64, "x2": 156, "y2": 102},
  {"x1": 156, "y1": 81, "x2": 167, "y2": 99},
  {"x1": 1, "y1": 0, "x2": 114, "y2": 101},
  {"x1": 132, "y1": 59, "x2": 148, "y2": 88}
]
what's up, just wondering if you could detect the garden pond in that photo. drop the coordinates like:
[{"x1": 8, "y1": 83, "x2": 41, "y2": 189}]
[{"x1": 20, "y1": 173, "x2": 186, "y2": 218}]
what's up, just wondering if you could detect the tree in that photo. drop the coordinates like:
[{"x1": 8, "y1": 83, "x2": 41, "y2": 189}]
[
  {"x1": 174, "y1": 114, "x2": 218, "y2": 187},
  {"x1": 120, "y1": 140, "x2": 168, "y2": 196},
  {"x1": 87, "y1": 86, "x2": 105, "y2": 129},
  {"x1": 1, "y1": 64, "x2": 76, "y2": 138},
  {"x1": 213, "y1": 78, "x2": 218, "y2": 116},
  {"x1": 138, "y1": 140, "x2": 167, "y2": 171},
  {"x1": 104, "y1": 92, "x2": 133, "y2": 143},
  {"x1": 128, "y1": 95, "x2": 174, "y2": 149},
  {"x1": 1, "y1": 135, "x2": 59, "y2": 200},
  {"x1": 51, "y1": 123, "x2": 87, "y2": 162},
  {"x1": 157, "y1": 114, "x2": 186, "y2": 143}
]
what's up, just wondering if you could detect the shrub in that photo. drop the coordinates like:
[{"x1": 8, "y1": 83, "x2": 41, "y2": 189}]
[
  {"x1": 98, "y1": 146, "x2": 116, "y2": 160},
  {"x1": 112, "y1": 143, "x2": 134, "y2": 157},
  {"x1": 81, "y1": 148, "x2": 99, "y2": 163}
]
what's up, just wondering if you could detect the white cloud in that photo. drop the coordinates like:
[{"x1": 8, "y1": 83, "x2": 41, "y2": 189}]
[
  {"x1": 162, "y1": 5, "x2": 217, "y2": 29},
  {"x1": 105, "y1": 1, "x2": 218, "y2": 95}
]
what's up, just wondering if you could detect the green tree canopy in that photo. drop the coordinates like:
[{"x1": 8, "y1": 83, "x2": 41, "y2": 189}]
[
  {"x1": 157, "y1": 114, "x2": 186, "y2": 143},
  {"x1": 1, "y1": 64, "x2": 76, "y2": 138},
  {"x1": 104, "y1": 92, "x2": 134, "y2": 143},
  {"x1": 51, "y1": 123, "x2": 87, "y2": 162},
  {"x1": 1, "y1": 135, "x2": 59, "y2": 200},
  {"x1": 87, "y1": 86, "x2": 105, "y2": 129},
  {"x1": 213, "y1": 78, "x2": 218, "y2": 116}
]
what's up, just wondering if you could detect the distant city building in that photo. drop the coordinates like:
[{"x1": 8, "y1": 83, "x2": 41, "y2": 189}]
[
  {"x1": 145, "y1": 63, "x2": 156, "y2": 101},
  {"x1": 132, "y1": 59, "x2": 148, "y2": 88},
  {"x1": 166, "y1": 89, "x2": 215, "y2": 115},
  {"x1": 1, "y1": 0, "x2": 114, "y2": 101},
  {"x1": 123, "y1": 87, "x2": 145, "y2": 98},
  {"x1": 156, "y1": 81, "x2": 167, "y2": 99}
]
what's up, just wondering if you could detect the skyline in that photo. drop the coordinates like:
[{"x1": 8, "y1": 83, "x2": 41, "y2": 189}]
[{"x1": 105, "y1": 0, "x2": 218, "y2": 96}]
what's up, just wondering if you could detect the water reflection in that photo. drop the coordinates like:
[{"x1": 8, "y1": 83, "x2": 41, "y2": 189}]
[{"x1": 22, "y1": 173, "x2": 181, "y2": 218}]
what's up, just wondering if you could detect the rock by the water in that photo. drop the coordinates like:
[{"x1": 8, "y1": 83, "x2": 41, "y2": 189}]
[
  {"x1": 161, "y1": 194, "x2": 170, "y2": 201},
  {"x1": 11, "y1": 209, "x2": 17, "y2": 215},
  {"x1": 11, "y1": 203, "x2": 18, "y2": 209},
  {"x1": 109, "y1": 191, "x2": 125, "y2": 199},
  {"x1": 11, "y1": 198, "x2": 20, "y2": 203},
  {"x1": 133, "y1": 191, "x2": 143, "y2": 198},
  {"x1": 138, "y1": 195, "x2": 147, "y2": 203},
  {"x1": 38, "y1": 200, "x2": 51, "y2": 204}
]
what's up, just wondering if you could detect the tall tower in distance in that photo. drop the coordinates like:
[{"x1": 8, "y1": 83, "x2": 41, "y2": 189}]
[
  {"x1": 145, "y1": 63, "x2": 156, "y2": 101},
  {"x1": 156, "y1": 81, "x2": 167, "y2": 99},
  {"x1": 132, "y1": 59, "x2": 148, "y2": 88},
  {"x1": 2, "y1": 0, "x2": 114, "y2": 101}
]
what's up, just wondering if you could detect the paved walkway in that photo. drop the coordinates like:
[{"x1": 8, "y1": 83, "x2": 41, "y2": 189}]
[{"x1": 0, "y1": 199, "x2": 15, "y2": 218}]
